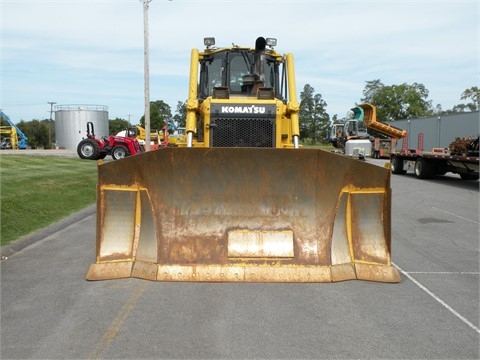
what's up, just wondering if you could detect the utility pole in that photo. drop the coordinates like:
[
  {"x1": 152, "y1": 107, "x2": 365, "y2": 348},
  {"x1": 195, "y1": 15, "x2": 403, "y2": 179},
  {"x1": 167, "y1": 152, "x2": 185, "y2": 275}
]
[
  {"x1": 141, "y1": 0, "x2": 152, "y2": 151},
  {"x1": 47, "y1": 101, "x2": 56, "y2": 148}
]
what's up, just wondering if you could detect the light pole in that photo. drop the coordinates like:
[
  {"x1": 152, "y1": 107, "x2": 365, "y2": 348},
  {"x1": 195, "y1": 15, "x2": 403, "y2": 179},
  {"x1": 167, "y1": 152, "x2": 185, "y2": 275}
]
[
  {"x1": 47, "y1": 101, "x2": 56, "y2": 148},
  {"x1": 407, "y1": 119, "x2": 411, "y2": 148},
  {"x1": 141, "y1": 0, "x2": 152, "y2": 151},
  {"x1": 437, "y1": 116, "x2": 441, "y2": 148}
]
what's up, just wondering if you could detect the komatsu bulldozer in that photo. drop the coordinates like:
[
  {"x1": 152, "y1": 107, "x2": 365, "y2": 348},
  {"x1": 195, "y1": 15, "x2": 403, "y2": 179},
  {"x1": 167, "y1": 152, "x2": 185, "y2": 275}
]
[{"x1": 86, "y1": 37, "x2": 400, "y2": 283}]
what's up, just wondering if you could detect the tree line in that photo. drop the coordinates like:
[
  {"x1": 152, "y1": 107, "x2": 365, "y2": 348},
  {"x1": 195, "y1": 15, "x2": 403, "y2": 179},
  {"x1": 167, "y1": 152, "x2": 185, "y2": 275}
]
[{"x1": 2, "y1": 82, "x2": 478, "y2": 148}]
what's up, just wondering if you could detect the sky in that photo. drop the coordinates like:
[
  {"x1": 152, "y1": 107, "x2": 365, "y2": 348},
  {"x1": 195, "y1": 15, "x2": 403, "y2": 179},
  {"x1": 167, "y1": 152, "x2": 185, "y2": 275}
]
[{"x1": 1, "y1": 0, "x2": 478, "y2": 124}]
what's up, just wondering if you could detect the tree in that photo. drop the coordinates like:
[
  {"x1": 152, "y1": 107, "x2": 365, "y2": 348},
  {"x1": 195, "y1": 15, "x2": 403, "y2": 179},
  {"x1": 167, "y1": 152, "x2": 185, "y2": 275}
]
[
  {"x1": 109, "y1": 118, "x2": 131, "y2": 135},
  {"x1": 435, "y1": 86, "x2": 479, "y2": 114},
  {"x1": 451, "y1": 103, "x2": 472, "y2": 113},
  {"x1": 459, "y1": 86, "x2": 480, "y2": 111},
  {"x1": 173, "y1": 101, "x2": 186, "y2": 128},
  {"x1": 361, "y1": 80, "x2": 433, "y2": 120},
  {"x1": 361, "y1": 79, "x2": 384, "y2": 104},
  {"x1": 140, "y1": 100, "x2": 172, "y2": 130},
  {"x1": 16, "y1": 119, "x2": 50, "y2": 148},
  {"x1": 299, "y1": 84, "x2": 330, "y2": 144}
]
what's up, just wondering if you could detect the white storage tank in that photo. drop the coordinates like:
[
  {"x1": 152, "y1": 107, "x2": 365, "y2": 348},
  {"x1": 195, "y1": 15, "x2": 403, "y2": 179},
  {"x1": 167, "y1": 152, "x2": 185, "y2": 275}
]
[{"x1": 54, "y1": 104, "x2": 109, "y2": 150}]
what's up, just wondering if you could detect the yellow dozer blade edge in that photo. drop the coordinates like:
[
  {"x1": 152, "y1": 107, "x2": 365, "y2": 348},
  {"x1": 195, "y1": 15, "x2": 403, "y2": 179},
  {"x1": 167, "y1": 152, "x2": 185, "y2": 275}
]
[{"x1": 86, "y1": 147, "x2": 400, "y2": 283}]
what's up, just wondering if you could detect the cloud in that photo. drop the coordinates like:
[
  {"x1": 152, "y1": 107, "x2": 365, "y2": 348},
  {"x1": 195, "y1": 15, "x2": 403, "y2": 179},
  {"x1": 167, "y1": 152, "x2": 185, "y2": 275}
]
[{"x1": 1, "y1": 0, "x2": 478, "y2": 122}]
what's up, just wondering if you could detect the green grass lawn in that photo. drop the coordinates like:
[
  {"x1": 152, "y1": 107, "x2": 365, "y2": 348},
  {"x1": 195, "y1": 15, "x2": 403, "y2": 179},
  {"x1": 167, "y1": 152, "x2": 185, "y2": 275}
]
[
  {"x1": 301, "y1": 144, "x2": 335, "y2": 151},
  {"x1": 0, "y1": 155, "x2": 98, "y2": 246},
  {"x1": 0, "y1": 146, "x2": 335, "y2": 247}
]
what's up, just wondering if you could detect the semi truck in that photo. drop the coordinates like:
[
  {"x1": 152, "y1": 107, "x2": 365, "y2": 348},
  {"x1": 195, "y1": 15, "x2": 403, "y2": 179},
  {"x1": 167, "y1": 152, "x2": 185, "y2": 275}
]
[{"x1": 390, "y1": 134, "x2": 479, "y2": 180}]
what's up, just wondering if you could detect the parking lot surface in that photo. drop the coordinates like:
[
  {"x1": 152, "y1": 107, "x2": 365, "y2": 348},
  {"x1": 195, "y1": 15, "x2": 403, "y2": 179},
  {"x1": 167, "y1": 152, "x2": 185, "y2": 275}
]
[{"x1": 1, "y1": 158, "x2": 478, "y2": 359}]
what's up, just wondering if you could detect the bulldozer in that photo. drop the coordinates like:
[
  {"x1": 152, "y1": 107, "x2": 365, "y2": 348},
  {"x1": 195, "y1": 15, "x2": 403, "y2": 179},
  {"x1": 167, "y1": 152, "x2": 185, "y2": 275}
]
[{"x1": 86, "y1": 37, "x2": 400, "y2": 283}]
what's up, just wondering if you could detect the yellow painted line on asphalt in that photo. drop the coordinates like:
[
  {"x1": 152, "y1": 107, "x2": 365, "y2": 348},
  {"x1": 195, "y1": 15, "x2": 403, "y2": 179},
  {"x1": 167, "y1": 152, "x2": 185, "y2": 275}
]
[{"x1": 88, "y1": 281, "x2": 149, "y2": 359}]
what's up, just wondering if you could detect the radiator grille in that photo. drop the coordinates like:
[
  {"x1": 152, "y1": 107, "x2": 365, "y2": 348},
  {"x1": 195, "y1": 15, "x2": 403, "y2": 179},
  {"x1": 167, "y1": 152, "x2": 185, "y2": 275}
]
[{"x1": 210, "y1": 117, "x2": 275, "y2": 147}]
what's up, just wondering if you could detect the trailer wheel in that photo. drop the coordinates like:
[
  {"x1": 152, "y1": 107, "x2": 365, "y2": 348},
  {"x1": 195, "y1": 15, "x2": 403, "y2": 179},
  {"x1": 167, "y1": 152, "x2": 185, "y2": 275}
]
[
  {"x1": 111, "y1": 145, "x2": 129, "y2": 160},
  {"x1": 77, "y1": 139, "x2": 100, "y2": 160},
  {"x1": 390, "y1": 156, "x2": 406, "y2": 174},
  {"x1": 435, "y1": 161, "x2": 448, "y2": 175},
  {"x1": 414, "y1": 158, "x2": 434, "y2": 179},
  {"x1": 460, "y1": 173, "x2": 479, "y2": 181}
]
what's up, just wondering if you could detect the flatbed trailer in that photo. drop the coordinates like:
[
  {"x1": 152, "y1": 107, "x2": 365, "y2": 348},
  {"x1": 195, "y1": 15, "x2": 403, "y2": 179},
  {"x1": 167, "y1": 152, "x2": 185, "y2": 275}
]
[
  {"x1": 390, "y1": 135, "x2": 479, "y2": 180},
  {"x1": 390, "y1": 151, "x2": 479, "y2": 180}
]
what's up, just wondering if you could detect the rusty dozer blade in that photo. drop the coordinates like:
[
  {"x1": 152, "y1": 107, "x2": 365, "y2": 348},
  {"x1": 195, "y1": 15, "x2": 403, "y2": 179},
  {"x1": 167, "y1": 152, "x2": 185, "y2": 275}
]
[{"x1": 86, "y1": 148, "x2": 400, "y2": 283}]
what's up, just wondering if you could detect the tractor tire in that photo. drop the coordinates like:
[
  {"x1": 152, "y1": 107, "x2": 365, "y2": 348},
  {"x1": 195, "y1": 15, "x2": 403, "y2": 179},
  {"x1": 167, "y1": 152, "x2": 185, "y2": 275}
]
[
  {"x1": 390, "y1": 156, "x2": 406, "y2": 175},
  {"x1": 414, "y1": 158, "x2": 435, "y2": 179},
  {"x1": 77, "y1": 139, "x2": 101, "y2": 160},
  {"x1": 111, "y1": 145, "x2": 129, "y2": 160}
]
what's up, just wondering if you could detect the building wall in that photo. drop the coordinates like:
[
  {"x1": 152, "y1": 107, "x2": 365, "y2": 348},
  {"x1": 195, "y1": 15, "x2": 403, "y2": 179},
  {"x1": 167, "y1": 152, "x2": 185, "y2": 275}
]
[{"x1": 386, "y1": 111, "x2": 479, "y2": 151}]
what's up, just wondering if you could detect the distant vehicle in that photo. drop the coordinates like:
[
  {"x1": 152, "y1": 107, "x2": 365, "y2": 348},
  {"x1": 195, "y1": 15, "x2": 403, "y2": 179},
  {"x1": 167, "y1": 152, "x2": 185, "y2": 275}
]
[
  {"x1": 390, "y1": 134, "x2": 479, "y2": 180},
  {"x1": 77, "y1": 122, "x2": 143, "y2": 160},
  {"x1": 116, "y1": 125, "x2": 171, "y2": 149},
  {"x1": 0, "y1": 111, "x2": 28, "y2": 149},
  {"x1": 1, "y1": 137, "x2": 13, "y2": 150},
  {"x1": 328, "y1": 103, "x2": 406, "y2": 158}
]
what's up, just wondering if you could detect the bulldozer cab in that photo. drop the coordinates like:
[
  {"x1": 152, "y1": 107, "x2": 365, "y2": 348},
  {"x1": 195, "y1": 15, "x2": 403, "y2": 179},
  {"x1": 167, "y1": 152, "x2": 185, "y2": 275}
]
[{"x1": 199, "y1": 37, "x2": 282, "y2": 99}]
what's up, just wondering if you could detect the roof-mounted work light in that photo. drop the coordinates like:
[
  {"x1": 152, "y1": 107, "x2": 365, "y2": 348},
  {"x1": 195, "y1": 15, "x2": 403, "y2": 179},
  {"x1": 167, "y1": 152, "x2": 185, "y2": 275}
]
[
  {"x1": 204, "y1": 37, "x2": 215, "y2": 48},
  {"x1": 266, "y1": 38, "x2": 277, "y2": 48}
]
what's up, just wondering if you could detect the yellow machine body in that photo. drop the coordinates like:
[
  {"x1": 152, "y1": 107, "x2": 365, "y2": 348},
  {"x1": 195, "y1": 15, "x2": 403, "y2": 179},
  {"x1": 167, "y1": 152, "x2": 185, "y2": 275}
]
[
  {"x1": 360, "y1": 103, "x2": 407, "y2": 139},
  {"x1": 86, "y1": 37, "x2": 400, "y2": 283}
]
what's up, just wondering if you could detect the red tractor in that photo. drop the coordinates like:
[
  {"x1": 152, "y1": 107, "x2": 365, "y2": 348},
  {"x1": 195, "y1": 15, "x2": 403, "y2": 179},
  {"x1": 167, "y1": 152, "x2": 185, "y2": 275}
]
[{"x1": 77, "y1": 122, "x2": 143, "y2": 160}]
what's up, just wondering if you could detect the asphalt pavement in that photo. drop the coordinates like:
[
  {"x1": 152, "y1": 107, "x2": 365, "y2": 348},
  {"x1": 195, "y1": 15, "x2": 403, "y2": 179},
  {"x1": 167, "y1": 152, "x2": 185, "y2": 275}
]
[{"x1": 1, "y1": 158, "x2": 478, "y2": 359}]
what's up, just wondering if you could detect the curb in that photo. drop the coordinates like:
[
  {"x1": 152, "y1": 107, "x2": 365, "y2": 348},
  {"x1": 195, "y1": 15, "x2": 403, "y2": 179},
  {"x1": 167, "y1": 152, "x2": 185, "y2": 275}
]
[{"x1": 1, "y1": 205, "x2": 96, "y2": 259}]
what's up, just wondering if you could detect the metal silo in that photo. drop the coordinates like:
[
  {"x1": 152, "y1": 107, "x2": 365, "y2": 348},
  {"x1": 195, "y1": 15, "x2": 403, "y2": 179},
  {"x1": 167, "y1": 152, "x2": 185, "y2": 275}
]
[{"x1": 54, "y1": 104, "x2": 109, "y2": 150}]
